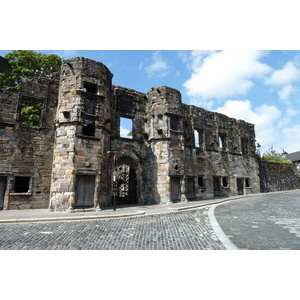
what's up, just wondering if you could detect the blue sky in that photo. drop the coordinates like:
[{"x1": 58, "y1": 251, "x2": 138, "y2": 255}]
[{"x1": 1, "y1": 49, "x2": 300, "y2": 154}]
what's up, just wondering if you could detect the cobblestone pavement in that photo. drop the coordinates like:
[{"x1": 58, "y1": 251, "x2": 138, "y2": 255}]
[
  {"x1": 214, "y1": 190, "x2": 300, "y2": 250},
  {"x1": 0, "y1": 208, "x2": 225, "y2": 250}
]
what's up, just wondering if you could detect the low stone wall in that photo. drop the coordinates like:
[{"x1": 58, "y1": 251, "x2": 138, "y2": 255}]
[{"x1": 258, "y1": 161, "x2": 300, "y2": 192}]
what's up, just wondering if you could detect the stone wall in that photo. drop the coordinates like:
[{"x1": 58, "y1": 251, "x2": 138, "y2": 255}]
[
  {"x1": 0, "y1": 74, "x2": 59, "y2": 209},
  {"x1": 0, "y1": 56, "x2": 284, "y2": 211},
  {"x1": 258, "y1": 161, "x2": 300, "y2": 192}
]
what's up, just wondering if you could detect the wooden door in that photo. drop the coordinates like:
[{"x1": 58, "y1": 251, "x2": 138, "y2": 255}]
[
  {"x1": 0, "y1": 176, "x2": 7, "y2": 209},
  {"x1": 213, "y1": 176, "x2": 221, "y2": 196},
  {"x1": 75, "y1": 175, "x2": 95, "y2": 207},
  {"x1": 187, "y1": 177, "x2": 195, "y2": 199},
  {"x1": 171, "y1": 177, "x2": 181, "y2": 201},
  {"x1": 237, "y1": 178, "x2": 244, "y2": 195}
]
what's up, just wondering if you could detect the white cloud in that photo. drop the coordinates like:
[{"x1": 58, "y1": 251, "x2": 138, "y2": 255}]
[
  {"x1": 183, "y1": 50, "x2": 272, "y2": 100},
  {"x1": 281, "y1": 124, "x2": 300, "y2": 153},
  {"x1": 265, "y1": 61, "x2": 300, "y2": 85},
  {"x1": 286, "y1": 107, "x2": 298, "y2": 116},
  {"x1": 215, "y1": 100, "x2": 281, "y2": 152},
  {"x1": 120, "y1": 126, "x2": 131, "y2": 138},
  {"x1": 278, "y1": 84, "x2": 296, "y2": 104},
  {"x1": 144, "y1": 51, "x2": 169, "y2": 78}
]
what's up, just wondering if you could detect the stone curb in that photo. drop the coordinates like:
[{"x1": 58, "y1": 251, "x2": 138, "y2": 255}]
[
  {"x1": 0, "y1": 211, "x2": 146, "y2": 224},
  {"x1": 0, "y1": 189, "x2": 299, "y2": 224}
]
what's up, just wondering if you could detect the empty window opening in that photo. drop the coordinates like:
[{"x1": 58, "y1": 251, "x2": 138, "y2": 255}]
[
  {"x1": 83, "y1": 82, "x2": 97, "y2": 94},
  {"x1": 14, "y1": 177, "x2": 30, "y2": 193},
  {"x1": 198, "y1": 176, "x2": 204, "y2": 187},
  {"x1": 20, "y1": 98, "x2": 43, "y2": 128},
  {"x1": 195, "y1": 129, "x2": 204, "y2": 149},
  {"x1": 245, "y1": 178, "x2": 251, "y2": 187},
  {"x1": 170, "y1": 116, "x2": 180, "y2": 131},
  {"x1": 194, "y1": 130, "x2": 199, "y2": 147},
  {"x1": 120, "y1": 117, "x2": 133, "y2": 139},
  {"x1": 82, "y1": 119, "x2": 95, "y2": 136},
  {"x1": 218, "y1": 135, "x2": 226, "y2": 151},
  {"x1": 222, "y1": 177, "x2": 228, "y2": 187}
]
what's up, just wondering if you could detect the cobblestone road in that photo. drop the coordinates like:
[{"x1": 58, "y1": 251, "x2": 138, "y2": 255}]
[
  {"x1": 215, "y1": 190, "x2": 300, "y2": 250},
  {"x1": 0, "y1": 208, "x2": 225, "y2": 250}
]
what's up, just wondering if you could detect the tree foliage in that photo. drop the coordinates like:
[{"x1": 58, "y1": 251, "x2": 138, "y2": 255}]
[
  {"x1": 261, "y1": 146, "x2": 291, "y2": 164},
  {"x1": 20, "y1": 99, "x2": 43, "y2": 128},
  {"x1": 0, "y1": 50, "x2": 62, "y2": 91}
]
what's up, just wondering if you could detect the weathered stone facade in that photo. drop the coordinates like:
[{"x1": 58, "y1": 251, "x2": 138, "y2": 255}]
[
  {"x1": 1, "y1": 57, "x2": 263, "y2": 211},
  {"x1": 0, "y1": 74, "x2": 59, "y2": 209}
]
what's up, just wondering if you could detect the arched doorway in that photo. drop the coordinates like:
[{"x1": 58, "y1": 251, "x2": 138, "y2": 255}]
[{"x1": 116, "y1": 158, "x2": 138, "y2": 205}]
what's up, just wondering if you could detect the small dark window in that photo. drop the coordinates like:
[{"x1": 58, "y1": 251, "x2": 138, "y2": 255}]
[
  {"x1": 170, "y1": 116, "x2": 180, "y2": 131},
  {"x1": 245, "y1": 178, "x2": 251, "y2": 187},
  {"x1": 198, "y1": 176, "x2": 204, "y2": 187},
  {"x1": 82, "y1": 119, "x2": 95, "y2": 136},
  {"x1": 14, "y1": 177, "x2": 30, "y2": 193},
  {"x1": 222, "y1": 177, "x2": 228, "y2": 187},
  {"x1": 83, "y1": 82, "x2": 97, "y2": 94},
  {"x1": 20, "y1": 98, "x2": 43, "y2": 128}
]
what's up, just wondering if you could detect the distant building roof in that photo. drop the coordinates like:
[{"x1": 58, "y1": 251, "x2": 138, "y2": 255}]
[{"x1": 286, "y1": 151, "x2": 300, "y2": 162}]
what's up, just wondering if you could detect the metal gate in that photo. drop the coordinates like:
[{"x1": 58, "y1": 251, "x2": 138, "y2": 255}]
[
  {"x1": 75, "y1": 175, "x2": 95, "y2": 207},
  {"x1": 116, "y1": 167, "x2": 137, "y2": 204}
]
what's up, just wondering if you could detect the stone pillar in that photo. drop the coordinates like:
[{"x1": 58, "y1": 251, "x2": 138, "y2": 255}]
[{"x1": 3, "y1": 177, "x2": 13, "y2": 210}]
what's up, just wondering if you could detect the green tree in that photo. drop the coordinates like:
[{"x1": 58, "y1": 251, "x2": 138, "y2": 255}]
[
  {"x1": 261, "y1": 146, "x2": 291, "y2": 164},
  {"x1": 0, "y1": 50, "x2": 62, "y2": 91}
]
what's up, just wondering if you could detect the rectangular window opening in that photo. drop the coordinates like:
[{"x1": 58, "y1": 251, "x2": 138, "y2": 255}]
[
  {"x1": 120, "y1": 117, "x2": 133, "y2": 139},
  {"x1": 222, "y1": 177, "x2": 228, "y2": 187},
  {"x1": 170, "y1": 116, "x2": 180, "y2": 131},
  {"x1": 194, "y1": 130, "x2": 199, "y2": 147},
  {"x1": 82, "y1": 119, "x2": 95, "y2": 136},
  {"x1": 219, "y1": 135, "x2": 226, "y2": 151},
  {"x1": 20, "y1": 98, "x2": 43, "y2": 128},
  {"x1": 14, "y1": 177, "x2": 30, "y2": 193},
  {"x1": 245, "y1": 178, "x2": 251, "y2": 187},
  {"x1": 83, "y1": 82, "x2": 97, "y2": 94},
  {"x1": 198, "y1": 176, "x2": 204, "y2": 187}
]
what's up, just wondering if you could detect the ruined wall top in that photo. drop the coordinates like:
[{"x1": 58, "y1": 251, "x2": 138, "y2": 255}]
[
  {"x1": 61, "y1": 57, "x2": 113, "y2": 81},
  {"x1": 146, "y1": 86, "x2": 182, "y2": 116}
]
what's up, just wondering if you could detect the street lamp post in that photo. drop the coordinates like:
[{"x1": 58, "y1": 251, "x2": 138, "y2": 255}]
[{"x1": 107, "y1": 151, "x2": 118, "y2": 211}]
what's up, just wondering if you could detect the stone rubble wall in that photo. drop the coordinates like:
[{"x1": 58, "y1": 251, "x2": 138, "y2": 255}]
[{"x1": 258, "y1": 161, "x2": 300, "y2": 192}]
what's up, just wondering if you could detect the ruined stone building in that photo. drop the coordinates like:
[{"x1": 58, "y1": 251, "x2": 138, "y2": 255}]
[{"x1": 0, "y1": 57, "x2": 262, "y2": 211}]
